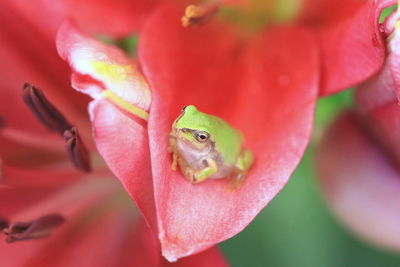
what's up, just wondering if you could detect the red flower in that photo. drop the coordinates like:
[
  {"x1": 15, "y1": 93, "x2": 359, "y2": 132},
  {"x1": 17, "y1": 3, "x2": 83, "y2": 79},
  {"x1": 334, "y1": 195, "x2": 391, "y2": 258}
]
[
  {"x1": 0, "y1": 179, "x2": 227, "y2": 266},
  {"x1": 55, "y1": 0, "x2": 397, "y2": 261},
  {"x1": 316, "y1": 6, "x2": 400, "y2": 251},
  {"x1": 0, "y1": 1, "x2": 227, "y2": 266}
]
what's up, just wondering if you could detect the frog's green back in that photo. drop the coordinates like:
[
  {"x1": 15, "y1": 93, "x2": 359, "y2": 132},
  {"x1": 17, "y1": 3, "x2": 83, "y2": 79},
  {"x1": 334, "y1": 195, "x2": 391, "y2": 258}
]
[{"x1": 176, "y1": 105, "x2": 243, "y2": 165}]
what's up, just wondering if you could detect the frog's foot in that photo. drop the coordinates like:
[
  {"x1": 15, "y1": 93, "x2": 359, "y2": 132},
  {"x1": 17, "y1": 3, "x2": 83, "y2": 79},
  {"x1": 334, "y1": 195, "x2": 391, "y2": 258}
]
[
  {"x1": 170, "y1": 152, "x2": 178, "y2": 171},
  {"x1": 184, "y1": 158, "x2": 218, "y2": 184},
  {"x1": 168, "y1": 134, "x2": 176, "y2": 153},
  {"x1": 227, "y1": 171, "x2": 247, "y2": 191},
  {"x1": 228, "y1": 149, "x2": 254, "y2": 191},
  {"x1": 184, "y1": 169, "x2": 197, "y2": 183},
  {"x1": 235, "y1": 148, "x2": 254, "y2": 172}
]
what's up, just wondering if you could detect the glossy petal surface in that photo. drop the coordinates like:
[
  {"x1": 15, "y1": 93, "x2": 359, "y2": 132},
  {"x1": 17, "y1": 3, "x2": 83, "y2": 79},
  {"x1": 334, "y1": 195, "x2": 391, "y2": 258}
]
[
  {"x1": 139, "y1": 4, "x2": 319, "y2": 260},
  {"x1": 89, "y1": 100, "x2": 157, "y2": 231}
]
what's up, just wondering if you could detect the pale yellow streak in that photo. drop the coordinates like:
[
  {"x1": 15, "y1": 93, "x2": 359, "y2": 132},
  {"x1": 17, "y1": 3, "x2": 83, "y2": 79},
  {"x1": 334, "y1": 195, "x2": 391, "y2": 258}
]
[
  {"x1": 101, "y1": 90, "x2": 148, "y2": 121},
  {"x1": 91, "y1": 61, "x2": 132, "y2": 82}
]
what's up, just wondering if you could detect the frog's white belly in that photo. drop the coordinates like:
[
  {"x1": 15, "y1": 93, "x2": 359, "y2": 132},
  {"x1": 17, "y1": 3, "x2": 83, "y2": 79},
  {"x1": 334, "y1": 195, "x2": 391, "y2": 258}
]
[{"x1": 176, "y1": 141, "x2": 234, "y2": 179}]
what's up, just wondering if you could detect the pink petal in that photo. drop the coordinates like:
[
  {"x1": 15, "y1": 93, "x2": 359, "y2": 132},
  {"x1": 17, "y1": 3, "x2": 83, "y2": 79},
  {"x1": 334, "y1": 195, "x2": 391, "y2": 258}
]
[
  {"x1": 2, "y1": 0, "x2": 62, "y2": 39},
  {"x1": 355, "y1": 14, "x2": 400, "y2": 165},
  {"x1": 0, "y1": 180, "x2": 227, "y2": 266},
  {"x1": 89, "y1": 99, "x2": 157, "y2": 232},
  {"x1": 0, "y1": 178, "x2": 119, "y2": 266},
  {"x1": 49, "y1": 0, "x2": 158, "y2": 37},
  {"x1": 0, "y1": 178, "x2": 162, "y2": 267},
  {"x1": 302, "y1": 0, "x2": 397, "y2": 95},
  {"x1": 388, "y1": 14, "x2": 400, "y2": 101},
  {"x1": 316, "y1": 112, "x2": 400, "y2": 251},
  {"x1": 0, "y1": 186, "x2": 63, "y2": 217},
  {"x1": 166, "y1": 247, "x2": 228, "y2": 267},
  {"x1": 139, "y1": 4, "x2": 319, "y2": 260},
  {"x1": 0, "y1": 9, "x2": 93, "y2": 185},
  {"x1": 0, "y1": 126, "x2": 89, "y2": 187},
  {"x1": 57, "y1": 22, "x2": 151, "y2": 112},
  {"x1": 1, "y1": 163, "x2": 84, "y2": 188},
  {"x1": 0, "y1": 2, "x2": 91, "y2": 142},
  {"x1": 58, "y1": 22, "x2": 156, "y2": 231}
]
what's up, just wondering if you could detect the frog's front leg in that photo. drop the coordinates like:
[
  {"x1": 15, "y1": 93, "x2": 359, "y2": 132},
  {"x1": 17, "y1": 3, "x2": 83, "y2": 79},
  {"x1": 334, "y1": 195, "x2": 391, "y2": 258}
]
[
  {"x1": 191, "y1": 158, "x2": 218, "y2": 183},
  {"x1": 171, "y1": 152, "x2": 178, "y2": 171},
  {"x1": 168, "y1": 135, "x2": 178, "y2": 170},
  {"x1": 230, "y1": 149, "x2": 254, "y2": 189}
]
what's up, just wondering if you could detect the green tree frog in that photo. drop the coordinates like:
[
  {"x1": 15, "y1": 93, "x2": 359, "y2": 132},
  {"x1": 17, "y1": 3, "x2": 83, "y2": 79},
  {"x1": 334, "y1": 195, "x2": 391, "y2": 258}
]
[{"x1": 169, "y1": 105, "x2": 254, "y2": 185}]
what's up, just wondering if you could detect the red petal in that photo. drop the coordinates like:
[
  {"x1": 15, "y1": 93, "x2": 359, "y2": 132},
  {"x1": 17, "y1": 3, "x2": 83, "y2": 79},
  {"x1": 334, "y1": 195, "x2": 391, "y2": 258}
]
[
  {"x1": 302, "y1": 0, "x2": 397, "y2": 95},
  {"x1": 0, "y1": 2, "x2": 91, "y2": 142},
  {"x1": 0, "y1": 186, "x2": 63, "y2": 217},
  {"x1": 139, "y1": 4, "x2": 319, "y2": 260},
  {"x1": 0, "y1": 178, "x2": 163, "y2": 267},
  {"x1": 1, "y1": 163, "x2": 85, "y2": 188},
  {"x1": 0, "y1": 181, "x2": 227, "y2": 266},
  {"x1": 0, "y1": 126, "x2": 89, "y2": 187},
  {"x1": 89, "y1": 99, "x2": 157, "y2": 232},
  {"x1": 49, "y1": 0, "x2": 158, "y2": 37},
  {"x1": 355, "y1": 18, "x2": 400, "y2": 165},
  {"x1": 2, "y1": 0, "x2": 62, "y2": 39},
  {"x1": 316, "y1": 112, "x2": 400, "y2": 251},
  {"x1": 58, "y1": 22, "x2": 157, "y2": 232},
  {"x1": 57, "y1": 22, "x2": 151, "y2": 111},
  {"x1": 166, "y1": 247, "x2": 228, "y2": 267}
]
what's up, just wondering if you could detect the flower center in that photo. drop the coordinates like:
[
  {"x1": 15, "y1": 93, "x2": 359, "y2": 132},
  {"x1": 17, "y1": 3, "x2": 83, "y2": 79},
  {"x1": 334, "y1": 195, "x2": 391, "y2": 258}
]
[{"x1": 220, "y1": 0, "x2": 303, "y2": 32}]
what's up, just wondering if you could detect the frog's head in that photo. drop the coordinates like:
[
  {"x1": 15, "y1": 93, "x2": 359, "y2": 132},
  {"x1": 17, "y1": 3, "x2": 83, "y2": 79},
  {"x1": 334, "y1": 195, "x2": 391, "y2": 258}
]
[{"x1": 172, "y1": 105, "x2": 215, "y2": 150}]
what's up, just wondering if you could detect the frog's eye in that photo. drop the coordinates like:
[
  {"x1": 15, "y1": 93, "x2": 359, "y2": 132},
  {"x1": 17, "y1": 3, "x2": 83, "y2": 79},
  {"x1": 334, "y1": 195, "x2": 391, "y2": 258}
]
[{"x1": 194, "y1": 131, "x2": 210, "y2": 142}]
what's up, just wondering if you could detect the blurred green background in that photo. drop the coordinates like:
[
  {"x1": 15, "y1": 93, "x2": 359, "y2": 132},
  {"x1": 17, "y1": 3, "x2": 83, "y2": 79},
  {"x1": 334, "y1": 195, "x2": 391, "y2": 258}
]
[{"x1": 219, "y1": 90, "x2": 400, "y2": 267}]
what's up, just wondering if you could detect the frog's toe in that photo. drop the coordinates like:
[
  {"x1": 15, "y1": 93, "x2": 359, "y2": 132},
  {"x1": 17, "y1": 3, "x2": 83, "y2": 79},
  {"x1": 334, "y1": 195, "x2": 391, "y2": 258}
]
[
  {"x1": 227, "y1": 171, "x2": 246, "y2": 191},
  {"x1": 183, "y1": 169, "x2": 197, "y2": 183}
]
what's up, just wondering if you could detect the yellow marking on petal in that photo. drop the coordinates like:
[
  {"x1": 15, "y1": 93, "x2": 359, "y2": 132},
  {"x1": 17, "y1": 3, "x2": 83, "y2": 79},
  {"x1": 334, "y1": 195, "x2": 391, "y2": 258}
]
[
  {"x1": 91, "y1": 61, "x2": 132, "y2": 82},
  {"x1": 395, "y1": 20, "x2": 400, "y2": 30},
  {"x1": 388, "y1": 20, "x2": 400, "y2": 42},
  {"x1": 101, "y1": 90, "x2": 148, "y2": 121}
]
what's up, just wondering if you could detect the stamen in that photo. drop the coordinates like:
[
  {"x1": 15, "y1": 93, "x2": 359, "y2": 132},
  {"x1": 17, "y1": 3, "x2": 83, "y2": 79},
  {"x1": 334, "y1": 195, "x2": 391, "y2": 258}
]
[
  {"x1": 64, "y1": 127, "x2": 91, "y2": 172},
  {"x1": 0, "y1": 218, "x2": 8, "y2": 230},
  {"x1": 22, "y1": 83, "x2": 72, "y2": 135},
  {"x1": 0, "y1": 116, "x2": 5, "y2": 129},
  {"x1": 101, "y1": 90, "x2": 149, "y2": 120},
  {"x1": 182, "y1": 3, "x2": 219, "y2": 27},
  {"x1": 3, "y1": 214, "x2": 65, "y2": 243}
]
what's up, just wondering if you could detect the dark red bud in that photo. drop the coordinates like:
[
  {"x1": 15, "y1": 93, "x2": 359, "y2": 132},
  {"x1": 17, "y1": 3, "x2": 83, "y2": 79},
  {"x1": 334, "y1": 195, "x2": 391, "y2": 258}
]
[
  {"x1": 22, "y1": 83, "x2": 72, "y2": 135},
  {"x1": 64, "y1": 127, "x2": 91, "y2": 172},
  {"x1": 3, "y1": 214, "x2": 65, "y2": 243}
]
